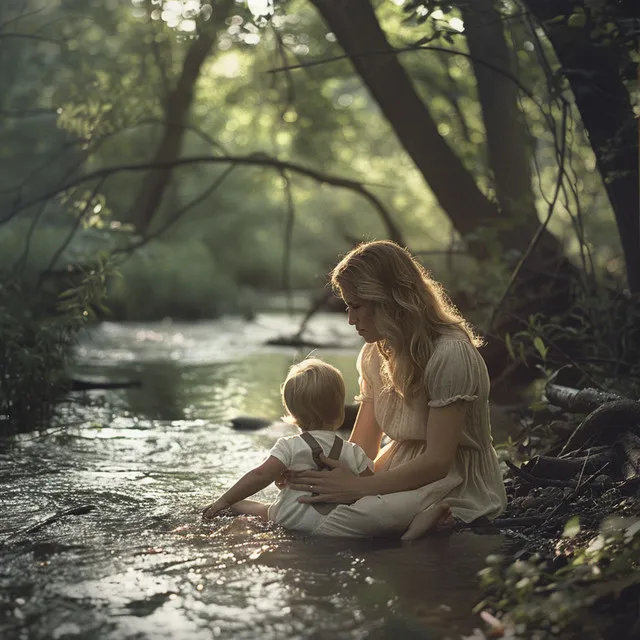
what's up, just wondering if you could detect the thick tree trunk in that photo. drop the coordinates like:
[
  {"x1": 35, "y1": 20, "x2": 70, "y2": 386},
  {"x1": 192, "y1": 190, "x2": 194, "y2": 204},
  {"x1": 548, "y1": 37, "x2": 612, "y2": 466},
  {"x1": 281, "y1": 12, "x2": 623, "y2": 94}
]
[
  {"x1": 310, "y1": 0, "x2": 565, "y2": 268},
  {"x1": 462, "y1": 0, "x2": 557, "y2": 263},
  {"x1": 525, "y1": 0, "x2": 639, "y2": 291}
]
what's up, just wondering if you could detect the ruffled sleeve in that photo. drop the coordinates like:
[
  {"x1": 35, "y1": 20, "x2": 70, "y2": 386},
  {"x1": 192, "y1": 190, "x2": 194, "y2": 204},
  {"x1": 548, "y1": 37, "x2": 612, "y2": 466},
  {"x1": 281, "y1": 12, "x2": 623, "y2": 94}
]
[
  {"x1": 351, "y1": 443, "x2": 375, "y2": 473},
  {"x1": 354, "y1": 344, "x2": 374, "y2": 403},
  {"x1": 424, "y1": 339, "x2": 480, "y2": 408}
]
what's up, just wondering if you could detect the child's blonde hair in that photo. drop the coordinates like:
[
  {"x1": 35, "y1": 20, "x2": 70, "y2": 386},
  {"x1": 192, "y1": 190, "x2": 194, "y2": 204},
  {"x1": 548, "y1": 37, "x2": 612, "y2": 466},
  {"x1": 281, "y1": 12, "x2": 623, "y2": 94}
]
[{"x1": 281, "y1": 358, "x2": 345, "y2": 431}]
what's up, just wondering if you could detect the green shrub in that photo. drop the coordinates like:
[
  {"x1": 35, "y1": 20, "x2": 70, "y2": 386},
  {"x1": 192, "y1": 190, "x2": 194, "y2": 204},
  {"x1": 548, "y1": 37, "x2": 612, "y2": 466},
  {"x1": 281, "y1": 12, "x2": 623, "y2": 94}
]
[{"x1": 0, "y1": 262, "x2": 107, "y2": 434}]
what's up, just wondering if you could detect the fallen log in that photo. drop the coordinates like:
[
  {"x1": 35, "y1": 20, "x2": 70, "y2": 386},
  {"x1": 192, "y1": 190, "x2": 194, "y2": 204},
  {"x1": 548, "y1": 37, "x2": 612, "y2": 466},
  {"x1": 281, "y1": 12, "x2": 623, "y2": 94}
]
[
  {"x1": 545, "y1": 383, "x2": 626, "y2": 413},
  {"x1": 559, "y1": 400, "x2": 640, "y2": 455},
  {"x1": 523, "y1": 452, "x2": 614, "y2": 481},
  {"x1": 619, "y1": 432, "x2": 640, "y2": 481},
  {"x1": 506, "y1": 459, "x2": 576, "y2": 487}
]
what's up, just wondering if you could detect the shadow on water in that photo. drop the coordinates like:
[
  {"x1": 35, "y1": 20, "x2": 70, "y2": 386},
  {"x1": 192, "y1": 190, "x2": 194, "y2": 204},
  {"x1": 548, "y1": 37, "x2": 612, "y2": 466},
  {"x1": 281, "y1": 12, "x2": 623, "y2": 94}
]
[{"x1": 0, "y1": 315, "x2": 517, "y2": 639}]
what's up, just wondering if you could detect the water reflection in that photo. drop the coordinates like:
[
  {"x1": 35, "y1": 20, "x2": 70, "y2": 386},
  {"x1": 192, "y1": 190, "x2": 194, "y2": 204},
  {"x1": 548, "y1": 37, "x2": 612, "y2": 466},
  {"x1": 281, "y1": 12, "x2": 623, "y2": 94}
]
[{"x1": 0, "y1": 315, "x2": 513, "y2": 639}]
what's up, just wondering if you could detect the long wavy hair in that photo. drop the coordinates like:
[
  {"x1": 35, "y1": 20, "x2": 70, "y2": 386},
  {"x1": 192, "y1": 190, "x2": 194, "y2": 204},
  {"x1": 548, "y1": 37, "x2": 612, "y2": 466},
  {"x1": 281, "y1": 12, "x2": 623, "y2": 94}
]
[{"x1": 331, "y1": 240, "x2": 483, "y2": 400}]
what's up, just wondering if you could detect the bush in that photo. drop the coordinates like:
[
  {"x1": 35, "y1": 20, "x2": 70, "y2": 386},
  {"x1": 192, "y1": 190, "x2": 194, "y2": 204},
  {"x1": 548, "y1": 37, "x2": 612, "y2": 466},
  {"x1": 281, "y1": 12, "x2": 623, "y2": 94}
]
[{"x1": 0, "y1": 263, "x2": 105, "y2": 434}]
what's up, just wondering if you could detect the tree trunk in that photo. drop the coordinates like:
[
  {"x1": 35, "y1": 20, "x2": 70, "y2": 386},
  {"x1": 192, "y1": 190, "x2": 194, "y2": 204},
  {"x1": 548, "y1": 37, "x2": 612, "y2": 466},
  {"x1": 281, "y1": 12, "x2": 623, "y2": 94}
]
[
  {"x1": 525, "y1": 0, "x2": 639, "y2": 291},
  {"x1": 130, "y1": 1, "x2": 235, "y2": 234},
  {"x1": 310, "y1": 0, "x2": 564, "y2": 268},
  {"x1": 130, "y1": 31, "x2": 215, "y2": 234},
  {"x1": 462, "y1": 0, "x2": 557, "y2": 263}
]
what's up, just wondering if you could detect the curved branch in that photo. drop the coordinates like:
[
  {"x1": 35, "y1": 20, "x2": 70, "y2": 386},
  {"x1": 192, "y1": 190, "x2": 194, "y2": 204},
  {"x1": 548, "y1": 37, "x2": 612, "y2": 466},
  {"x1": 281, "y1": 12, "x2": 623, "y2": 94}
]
[
  {"x1": 14, "y1": 153, "x2": 405, "y2": 244},
  {"x1": 267, "y1": 44, "x2": 539, "y2": 104}
]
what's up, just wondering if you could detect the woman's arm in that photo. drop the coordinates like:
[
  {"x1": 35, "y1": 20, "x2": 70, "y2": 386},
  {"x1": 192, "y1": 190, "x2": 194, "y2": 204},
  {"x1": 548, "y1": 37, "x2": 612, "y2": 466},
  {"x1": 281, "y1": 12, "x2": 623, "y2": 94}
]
[
  {"x1": 349, "y1": 400, "x2": 383, "y2": 461},
  {"x1": 202, "y1": 456, "x2": 286, "y2": 518},
  {"x1": 290, "y1": 402, "x2": 466, "y2": 503}
]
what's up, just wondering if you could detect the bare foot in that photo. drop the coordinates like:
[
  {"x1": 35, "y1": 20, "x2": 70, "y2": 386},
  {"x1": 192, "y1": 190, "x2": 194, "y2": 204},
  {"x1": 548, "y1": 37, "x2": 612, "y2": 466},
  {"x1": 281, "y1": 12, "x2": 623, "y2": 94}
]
[{"x1": 401, "y1": 503, "x2": 452, "y2": 541}]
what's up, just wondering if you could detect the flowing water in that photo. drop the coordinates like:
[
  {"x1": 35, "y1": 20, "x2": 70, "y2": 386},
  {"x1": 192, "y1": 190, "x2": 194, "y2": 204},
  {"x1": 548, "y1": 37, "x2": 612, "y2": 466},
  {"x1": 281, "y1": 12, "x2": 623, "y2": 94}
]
[{"x1": 1, "y1": 314, "x2": 513, "y2": 639}]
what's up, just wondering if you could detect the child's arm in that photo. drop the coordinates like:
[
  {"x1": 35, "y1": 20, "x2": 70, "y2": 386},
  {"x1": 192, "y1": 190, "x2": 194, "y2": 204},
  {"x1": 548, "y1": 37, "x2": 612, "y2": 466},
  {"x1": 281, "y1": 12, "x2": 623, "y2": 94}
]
[{"x1": 202, "y1": 456, "x2": 287, "y2": 519}]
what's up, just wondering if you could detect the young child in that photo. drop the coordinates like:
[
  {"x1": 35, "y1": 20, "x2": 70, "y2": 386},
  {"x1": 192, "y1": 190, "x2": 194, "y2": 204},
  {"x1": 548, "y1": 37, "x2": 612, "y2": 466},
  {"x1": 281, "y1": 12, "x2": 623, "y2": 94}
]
[{"x1": 202, "y1": 358, "x2": 373, "y2": 534}]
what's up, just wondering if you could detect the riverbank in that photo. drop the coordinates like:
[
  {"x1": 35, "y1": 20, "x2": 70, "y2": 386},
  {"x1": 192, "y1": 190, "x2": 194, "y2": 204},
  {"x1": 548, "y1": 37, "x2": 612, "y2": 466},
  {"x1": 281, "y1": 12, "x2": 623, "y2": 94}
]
[{"x1": 467, "y1": 386, "x2": 640, "y2": 639}]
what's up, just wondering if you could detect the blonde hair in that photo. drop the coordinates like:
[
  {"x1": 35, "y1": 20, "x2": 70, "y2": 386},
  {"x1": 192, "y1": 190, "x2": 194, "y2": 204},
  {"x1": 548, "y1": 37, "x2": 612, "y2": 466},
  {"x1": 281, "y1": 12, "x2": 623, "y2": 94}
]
[
  {"x1": 281, "y1": 358, "x2": 346, "y2": 431},
  {"x1": 331, "y1": 240, "x2": 482, "y2": 400}
]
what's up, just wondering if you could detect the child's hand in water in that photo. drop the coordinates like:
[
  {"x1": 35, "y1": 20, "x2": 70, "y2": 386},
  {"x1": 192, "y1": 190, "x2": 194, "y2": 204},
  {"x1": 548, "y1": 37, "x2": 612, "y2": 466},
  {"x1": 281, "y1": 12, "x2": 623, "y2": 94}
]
[{"x1": 202, "y1": 499, "x2": 229, "y2": 519}]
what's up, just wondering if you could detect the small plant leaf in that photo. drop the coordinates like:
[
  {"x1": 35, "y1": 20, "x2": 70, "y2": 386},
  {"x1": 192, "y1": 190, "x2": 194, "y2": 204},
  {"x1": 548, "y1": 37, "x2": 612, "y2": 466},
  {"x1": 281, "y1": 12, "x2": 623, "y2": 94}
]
[
  {"x1": 533, "y1": 336, "x2": 548, "y2": 360},
  {"x1": 563, "y1": 516, "x2": 580, "y2": 539}
]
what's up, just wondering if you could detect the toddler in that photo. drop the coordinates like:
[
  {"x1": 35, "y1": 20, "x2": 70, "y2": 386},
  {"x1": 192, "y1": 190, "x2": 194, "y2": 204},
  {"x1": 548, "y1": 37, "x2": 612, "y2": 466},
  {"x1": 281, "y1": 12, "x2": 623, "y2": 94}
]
[{"x1": 202, "y1": 358, "x2": 373, "y2": 534}]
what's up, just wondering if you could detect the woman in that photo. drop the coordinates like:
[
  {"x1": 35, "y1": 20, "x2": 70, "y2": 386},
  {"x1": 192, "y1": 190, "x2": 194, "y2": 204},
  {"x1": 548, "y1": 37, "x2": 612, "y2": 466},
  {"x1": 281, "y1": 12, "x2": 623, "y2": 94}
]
[{"x1": 289, "y1": 240, "x2": 507, "y2": 540}]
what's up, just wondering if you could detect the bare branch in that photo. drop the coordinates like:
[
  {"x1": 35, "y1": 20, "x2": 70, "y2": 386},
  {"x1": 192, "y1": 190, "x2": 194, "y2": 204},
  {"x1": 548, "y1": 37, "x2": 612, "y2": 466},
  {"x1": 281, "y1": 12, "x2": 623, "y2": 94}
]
[
  {"x1": 37, "y1": 177, "x2": 107, "y2": 287},
  {"x1": 267, "y1": 44, "x2": 539, "y2": 103},
  {"x1": 13, "y1": 153, "x2": 405, "y2": 244},
  {"x1": 0, "y1": 5, "x2": 48, "y2": 32},
  {"x1": 280, "y1": 169, "x2": 295, "y2": 315},
  {"x1": 0, "y1": 108, "x2": 57, "y2": 117},
  {"x1": 113, "y1": 164, "x2": 238, "y2": 257},
  {"x1": 0, "y1": 138, "x2": 86, "y2": 198},
  {"x1": 0, "y1": 32, "x2": 62, "y2": 45}
]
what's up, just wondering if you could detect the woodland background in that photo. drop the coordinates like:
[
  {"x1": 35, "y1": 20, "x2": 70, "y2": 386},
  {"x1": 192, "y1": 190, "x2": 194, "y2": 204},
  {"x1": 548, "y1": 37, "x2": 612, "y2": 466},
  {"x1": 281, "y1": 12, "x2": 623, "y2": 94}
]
[{"x1": 0, "y1": 0, "x2": 638, "y2": 423}]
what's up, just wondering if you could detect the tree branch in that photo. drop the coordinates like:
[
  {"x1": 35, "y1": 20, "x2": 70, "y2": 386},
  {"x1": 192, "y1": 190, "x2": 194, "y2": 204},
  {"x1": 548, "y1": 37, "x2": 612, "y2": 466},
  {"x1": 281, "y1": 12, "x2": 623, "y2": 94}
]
[
  {"x1": 281, "y1": 169, "x2": 295, "y2": 315},
  {"x1": 113, "y1": 164, "x2": 238, "y2": 258},
  {"x1": 0, "y1": 108, "x2": 57, "y2": 117},
  {"x1": 0, "y1": 32, "x2": 62, "y2": 45},
  {"x1": 37, "y1": 177, "x2": 107, "y2": 287},
  {"x1": 13, "y1": 153, "x2": 405, "y2": 244},
  {"x1": 267, "y1": 43, "x2": 539, "y2": 103}
]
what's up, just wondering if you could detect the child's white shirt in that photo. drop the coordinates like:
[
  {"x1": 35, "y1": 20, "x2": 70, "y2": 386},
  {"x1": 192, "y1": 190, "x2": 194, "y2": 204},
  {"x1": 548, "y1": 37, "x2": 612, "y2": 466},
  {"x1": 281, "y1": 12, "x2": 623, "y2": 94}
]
[{"x1": 266, "y1": 430, "x2": 373, "y2": 533}]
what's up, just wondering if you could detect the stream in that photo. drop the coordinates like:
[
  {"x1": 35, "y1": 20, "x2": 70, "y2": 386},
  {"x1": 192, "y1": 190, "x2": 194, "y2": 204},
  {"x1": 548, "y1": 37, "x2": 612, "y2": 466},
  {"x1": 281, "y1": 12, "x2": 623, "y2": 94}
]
[{"x1": 1, "y1": 313, "x2": 513, "y2": 639}]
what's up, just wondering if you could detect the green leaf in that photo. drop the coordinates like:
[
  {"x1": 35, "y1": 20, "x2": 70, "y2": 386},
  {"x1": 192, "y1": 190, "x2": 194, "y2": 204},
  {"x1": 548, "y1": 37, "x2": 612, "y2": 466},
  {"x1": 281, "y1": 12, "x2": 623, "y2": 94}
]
[
  {"x1": 563, "y1": 516, "x2": 580, "y2": 539},
  {"x1": 505, "y1": 333, "x2": 515, "y2": 360},
  {"x1": 533, "y1": 336, "x2": 548, "y2": 361},
  {"x1": 518, "y1": 341, "x2": 527, "y2": 365},
  {"x1": 568, "y1": 12, "x2": 586, "y2": 28}
]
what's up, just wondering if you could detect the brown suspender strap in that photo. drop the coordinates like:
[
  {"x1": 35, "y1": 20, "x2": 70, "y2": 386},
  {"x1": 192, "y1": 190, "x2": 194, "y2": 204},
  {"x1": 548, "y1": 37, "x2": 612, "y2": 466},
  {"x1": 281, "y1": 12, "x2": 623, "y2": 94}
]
[
  {"x1": 299, "y1": 431, "x2": 326, "y2": 470},
  {"x1": 327, "y1": 435, "x2": 343, "y2": 462},
  {"x1": 299, "y1": 432, "x2": 344, "y2": 515}
]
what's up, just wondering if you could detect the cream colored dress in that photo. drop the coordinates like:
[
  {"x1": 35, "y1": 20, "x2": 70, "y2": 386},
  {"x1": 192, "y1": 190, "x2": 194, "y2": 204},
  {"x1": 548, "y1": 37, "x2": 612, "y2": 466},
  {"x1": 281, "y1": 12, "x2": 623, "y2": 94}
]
[{"x1": 313, "y1": 331, "x2": 507, "y2": 538}]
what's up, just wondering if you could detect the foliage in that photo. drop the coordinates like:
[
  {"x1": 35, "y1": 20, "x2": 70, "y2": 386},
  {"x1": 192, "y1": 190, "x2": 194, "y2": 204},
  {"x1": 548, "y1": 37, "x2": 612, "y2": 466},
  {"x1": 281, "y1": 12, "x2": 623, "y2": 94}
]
[
  {"x1": 0, "y1": 282, "x2": 71, "y2": 433},
  {"x1": 470, "y1": 515, "x2": 640, "y2": 639},
  {"x1": 0, "y1": 0, "x2": 630, "y2": 321},
  {"x1": 503, "y1": 278, "x2": 640, "y2": 396},
  {"x1": 0, "y1": 261, "x2": 109, "y2": 435}
]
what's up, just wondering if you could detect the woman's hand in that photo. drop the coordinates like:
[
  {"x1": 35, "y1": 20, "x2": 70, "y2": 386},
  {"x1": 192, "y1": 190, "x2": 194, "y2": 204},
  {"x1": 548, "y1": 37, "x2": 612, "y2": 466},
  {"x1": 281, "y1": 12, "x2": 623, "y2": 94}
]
[
  {"x1": 275, "y1": 470, "x2": 292, "y2": 490},
  {"x1": 289, "y1": 455, "x2": 364, "y2": 504},
  {"x1": 202, "y1": 498, "x2": 229, "y2": 519}
]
